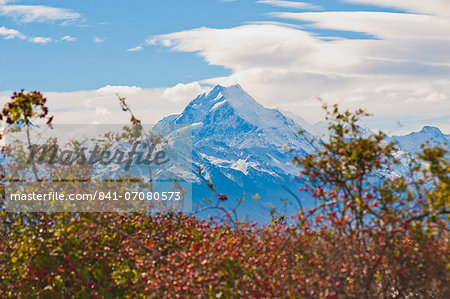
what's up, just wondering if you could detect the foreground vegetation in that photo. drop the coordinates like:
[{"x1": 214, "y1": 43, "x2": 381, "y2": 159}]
[{"x1": 0, "y1": 91, "x2": 449, "y2": 298}]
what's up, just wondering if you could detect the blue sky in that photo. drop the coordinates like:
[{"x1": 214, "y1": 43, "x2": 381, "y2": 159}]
[
  {"x1": 0, "y1": 0, "x2": 406, "y2": 91},
  {"x1": 1, "y1": 0, "x2": 449, "y2": 133}
]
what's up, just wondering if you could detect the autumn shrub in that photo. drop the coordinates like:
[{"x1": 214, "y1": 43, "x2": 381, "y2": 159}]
[{"x1": 291, "y1": 103, "x2": 449, "y2": 298}]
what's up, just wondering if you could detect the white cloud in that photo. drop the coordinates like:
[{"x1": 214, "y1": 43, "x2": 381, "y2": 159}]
[
  {"x1": 0, "y1": 25, "x2": 25, "y2": 39},
  {"x1": 423, "y1": 91, "x2": 447, "y2": 103},
  {"x1": 161, "y1": 39, "x2": 172, "y2": 47},
  {"x1": 94, "y1": 36, "x2": 106, "y2": 43},
  {"x1": 28, "y1": 36, "x2": 52, "y2": 44},
  {"x1": 146, "y1": 39, "x2": 157, "y2": 46},
  {"x1": 149, "y1": 11, "x2": 450, "y2": 133},
  {"x1": 61, "y1": 35, "x2": 76, "y2": 42},
  {"x1": 95, "y1": 105, "x2": 112, "y2": 118},
  {"x1": 344, "y1": 0, "x2": 450, "y2": 17},
  {"x1": 0, "y1": 2, "x2": 81, "y2": 24},
  {"x1": 146, "y1": 38, "x2": 171, "y2": 47},
  {"x1": 271, "y1": 11, "x2": 450, "y2": 68},
  {"x1": 273, "y1": 11, "x2": 450, "y2": 40},
  {"x1": 0, "y1": 87, "x2": 188, "y2": 125},
  {"x1": 150, "y1": 21, "x2": 450, "y2": 78},
  {"x1": 97, "y1": 85, "x2": 143, "y2": 96},
  {"x1": 0, "y1": 3, "x2": 80, "y2": 44},
  {"x1": 151, "y1": 24, "x2": 354, "y2": 73},
  {"x1": 127, "y1": 45, "x2": 143, "y2": 52},
  {"x1": 257, "y1": 1, "x2": 320, "y2": 10},
  {"x1": 0, "y1": 25, "x2": 57, "y2": 44},
  {"x1": 162, "y1": 82, "x2": 206, "y2": 103}
]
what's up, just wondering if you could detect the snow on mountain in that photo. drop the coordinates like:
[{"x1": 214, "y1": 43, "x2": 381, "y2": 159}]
[
  {"x1": 155, "y1": 84, "x2": 321, "y2": 220},
  {"x1": 282, "y1": 110, "x2": 449, "y2": 157},
  {"x1": 390, "y1": 126, "x2": 450, "y2": 154},
  {"x1": 156, "y1": 84, "x2": 320, "y2": 164},
  {"x1": 381, "y1": 126, "x2": 449, "y2": 179},
  {"x1": 154, "y1": 84, "x2": 448, "y2": 221}
]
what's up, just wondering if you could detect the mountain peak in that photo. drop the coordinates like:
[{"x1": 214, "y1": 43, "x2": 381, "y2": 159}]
[
  {"x1": 171, "y1": 83, "x2": 262, "y2": 126},
  {"x1": 209, "y1": 83, "x2": 249, "y2": 101},
  {"x1": 158, "y1": 83, "x2": 320, "y2": 151},
  {"x1": 213, "y1": 83, "x2": 244, "y2": 91},
  {"x1": 420, "y1": 126, "x2": 443, "y2": 135},
  {"x1": 391, "y1": 125, "x2": 449, "y2": 154},
  {"x1": 194, "y1": 83, "x2": 262, "y2": 111}
]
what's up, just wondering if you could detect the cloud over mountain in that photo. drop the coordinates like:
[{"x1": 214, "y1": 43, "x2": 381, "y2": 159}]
[{"x1": 147, "y1": 0, "x2": 450, "y2": 133}]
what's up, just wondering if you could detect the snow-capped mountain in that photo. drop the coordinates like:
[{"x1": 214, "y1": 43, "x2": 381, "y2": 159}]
[
  {"x1": 155, "y1": 84, "x2": 448, "y2": 221},
  {"x1": 155, "y1": 84, "x2": 321, "y2": 220},
  {"x1": 390, "y1": 126, "x2": 450, "y2": 154},
  {"x1": 282, "y1": 109, "x2": 449, "y2": 155}
]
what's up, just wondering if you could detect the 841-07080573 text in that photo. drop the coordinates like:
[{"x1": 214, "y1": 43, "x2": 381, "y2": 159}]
[{"x1": 9, "y1": 191, "x2": 182, "y2": 201}]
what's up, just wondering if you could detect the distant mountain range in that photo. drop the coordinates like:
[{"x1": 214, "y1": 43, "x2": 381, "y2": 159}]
[
  {"x1": 390, "y1": 126, "x2": 449, "y2": 154},
  {"x1": 155, "y1": 84, "x2": 449, "y2": 221},
  {"x1": 3, "y1": 84, "x2": 447, "y2": 219}
]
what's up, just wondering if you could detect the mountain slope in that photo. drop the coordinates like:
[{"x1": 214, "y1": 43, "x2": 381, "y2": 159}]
[
  {"x1": 155, "y1": 84, "x2": 321, "y2": 220},
  {"x1": 390, "y1": 126, "x2": 450, "y2": 154},
  {"x1": 155, "y1": 84, "x2": 448, "y2": 221}
]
